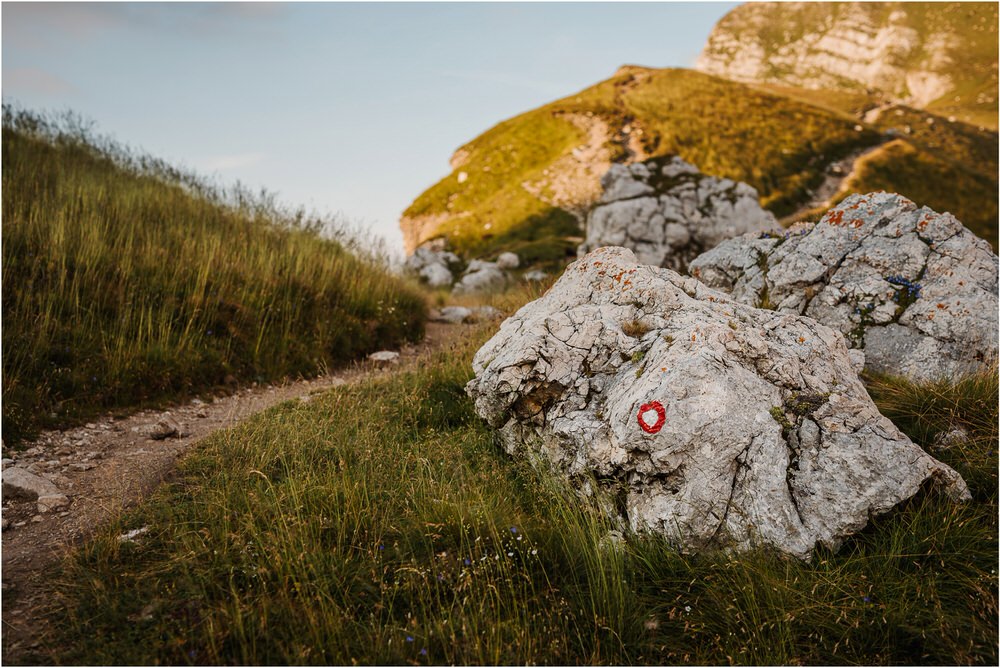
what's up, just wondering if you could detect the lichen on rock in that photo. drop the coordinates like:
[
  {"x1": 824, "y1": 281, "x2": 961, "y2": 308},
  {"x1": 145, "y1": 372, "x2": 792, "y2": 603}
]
[
  {"x1": 466, "y1": 246, "x2": 969, "y2": 559},
  {"x1": 689, "y1": 192, "x2": 999, "y2": 382}
]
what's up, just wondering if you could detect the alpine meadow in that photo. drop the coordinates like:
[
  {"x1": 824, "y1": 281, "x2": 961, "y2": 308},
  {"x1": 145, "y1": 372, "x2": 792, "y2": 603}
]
[{"x1": 2, "y1": 3, "x2": 997, "y2": 666}]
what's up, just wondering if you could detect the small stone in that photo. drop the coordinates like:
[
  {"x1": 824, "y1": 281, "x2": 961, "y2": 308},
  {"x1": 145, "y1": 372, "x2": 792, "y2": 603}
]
[
  {"x1": 523, "y1": 270, "x2": 550, "y2": 282},
  {"x1": 70, "y1": 462, "x2": 97, "y2": 472},
  {"x1": 367, "y1": 351, "x2": 400, "y2": 364},
  {"x1": 37, "y1": 494, "x2": 70, "y2": 512},
  {"x1": 118, "y1": 526, "x2": 149, "y2": 543},
  {"x1": 432, "y1": 306, "x2": 474, "y2": 324},
  {"x1": 31, "y1": 515, "x2": 43, "y2": 523},
  {"x1": 932, "y1": 426, "x2": 969, "y2": 452},
  {"x1": 148, "y1": 417, "x2": 182, "y2": 440},
  {"x1": 496, "y1": 252, "x2": 520, "y2": 269}
]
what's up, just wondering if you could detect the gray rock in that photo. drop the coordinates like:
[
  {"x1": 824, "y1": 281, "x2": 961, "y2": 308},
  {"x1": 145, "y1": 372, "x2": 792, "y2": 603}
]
[
  {"x1": 37, "y1": 493, "x2": 70, "y2": 513},
  {"x1": 148, "y1": 417, "x2": 181, "y2": 440},
  {"x1": 404, "y1": 246, "x2": 462, "y2": 288},
  {"x1": 690, "y1": 193, "x2": 999, "y2": 382},
  {"x1": 2, "y1": 467, "x2": 61, "y2": 500},
  {"x1": 368, "y1": 351, "x2": 400, "y2": 364},
  {"x1": 932, "y1": 426, "x2": 969, "y2": 452},
  {"x1": 496, "y1": 252, "x2": 521, "y2": 270},
  {"x1": 453, "y1": 260, "x2": 508, "y2": 295},
  {"x1": 523, "y1": 270, "x2": 550, "y2": 282},
  {"x1": 432, "y1": 306, "x2": 474, "y2": 324},
  {"x1": 579, "y1": 156, "x2": 780, "y2": 272},
  {"x1": 420, "y1": 263, "x2": 454, "y2": 288},
  {"x1": 466, "y1": 246, "x2": 969, "y2": 559}
]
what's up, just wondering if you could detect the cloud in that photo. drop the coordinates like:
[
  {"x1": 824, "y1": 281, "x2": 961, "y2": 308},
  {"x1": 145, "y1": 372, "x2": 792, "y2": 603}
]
[
  {"x1": 199, "y1": 152, "x2": 265, "y2": 171},
  {"x1": 3, "y1": 66, "x2": 77, "y2": 95},
  {"x1": 2, "y1": 2, "x2": 291, "y2": 51}
]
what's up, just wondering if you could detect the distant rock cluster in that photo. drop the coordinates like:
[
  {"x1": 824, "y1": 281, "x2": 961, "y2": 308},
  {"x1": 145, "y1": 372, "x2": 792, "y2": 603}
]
[
  {"x1": 405, "y1": 243, "x2": 535, "y2": 295},
  {"x1": 690, "y1": 193, "x2": 999, "y2": 382},
  {"x1": 579, "y1": 156, "x2": 780, "y2": 272},
  {"x1": 466, "y1": 247, "x2": 970, "y2": 559}
]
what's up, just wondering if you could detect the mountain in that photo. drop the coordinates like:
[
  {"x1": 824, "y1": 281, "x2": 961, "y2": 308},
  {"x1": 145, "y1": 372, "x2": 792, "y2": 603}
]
[
  {"x1": 696, "y1": 2, "x2": 998, "y2": 129},
  {"x1": 403, "y1": 67, "x2": 880, "y2": 262},
  {"x1": 402, "y1": 65, "x2": 996, "y2": 265}
]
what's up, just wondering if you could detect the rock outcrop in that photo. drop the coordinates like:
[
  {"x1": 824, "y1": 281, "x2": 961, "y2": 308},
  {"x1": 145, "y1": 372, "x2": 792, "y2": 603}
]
[
  {"x1": 453, "y1": 259, "x2": 509, "y2": 296},
  {"x1": 579, "y1": 157, "x2": 780, "y2": 272},
  {"x1": 404, "y1": 245, "x2": 463, "y2": 288},
  {"x1": 689, "y1": 193, "x2": 999, "y2": 382},
  {"x1": 696, "y1": 2, "x2": 998, "y2": 120},
  {"x1": 466, "y1": 246, "x2": 970, "y2": 559}
]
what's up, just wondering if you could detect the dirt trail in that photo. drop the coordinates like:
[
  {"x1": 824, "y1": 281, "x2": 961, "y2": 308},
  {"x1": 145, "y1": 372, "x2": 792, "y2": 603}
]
[
  {"x1": 1, "y1": 321, "x2": 461, "y2": 662},
  {"x1": 781, "y1": 141, "x2": 888, "y2": 224}
]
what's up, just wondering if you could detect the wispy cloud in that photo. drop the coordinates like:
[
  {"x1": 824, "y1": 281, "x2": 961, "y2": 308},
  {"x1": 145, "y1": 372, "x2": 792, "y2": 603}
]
[
  {"x1": 3, "y1": 2, "x2": 291, "y2": 51},
  {"x1": 3, "y1": 66, "x2": 77, "y2": 95},
  {"x1": 199, "y1": 152, "x2": 265, "y2": 172}
]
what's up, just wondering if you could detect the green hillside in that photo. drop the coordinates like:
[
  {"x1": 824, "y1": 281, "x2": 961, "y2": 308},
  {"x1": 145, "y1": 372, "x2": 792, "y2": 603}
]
[
  {"x1": 403, "y1": 68, "x2": 880, "y2": 261},
  {"x1": 402, "y1": 67, "x2": 997, "y2": 264},
  {"x1": 2, "y1": 108, "x2": 427, "y2": 443}
]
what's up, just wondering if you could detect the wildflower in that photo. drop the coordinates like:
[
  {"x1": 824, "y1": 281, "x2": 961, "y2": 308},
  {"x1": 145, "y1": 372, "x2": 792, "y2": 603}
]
[
  {"x1": 684, "y1": 605, "x2": 691, "y2": 613},
  {"x1": 507, "y1": 551, "x2": 514, "y2": 557},
  {"x1": 377, "y1": 544, "x2": 384, "y2": 551},
  {"x1": 419, "y1": 648, "x2": 428, "y2": 656},
  {"x1": 530, "y1": 549, "x2": 538, "y2": 555},
  {"x1": 207, "y1": 329, "x2": 213, "y2": 335},
  {"x1": 863, "y1": 595, "x2": 872, "y2": 603},
  {"x1": 406, "y1": 635, "x2": 414, "y2": 643},
  {"x1": 510, "y1": 526, "x2": 518, "y2": 534},
  {"x1": 463, "y1": 558, "x2": 471, "y2": 566}
]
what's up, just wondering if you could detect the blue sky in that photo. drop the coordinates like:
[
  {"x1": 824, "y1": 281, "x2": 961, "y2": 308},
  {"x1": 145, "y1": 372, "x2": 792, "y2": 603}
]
[{"x1": 2, "y1": 1, "x2": 737, "y2": 255}]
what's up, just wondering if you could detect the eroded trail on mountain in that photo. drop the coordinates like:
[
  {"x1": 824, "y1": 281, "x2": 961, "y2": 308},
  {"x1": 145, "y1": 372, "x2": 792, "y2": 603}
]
[
  {"x1": 1, "y1": 322, "x2": 461, "y2": 662},
  {"x1": 781, "y1": 140, "x2": 888, "y2": 224}
]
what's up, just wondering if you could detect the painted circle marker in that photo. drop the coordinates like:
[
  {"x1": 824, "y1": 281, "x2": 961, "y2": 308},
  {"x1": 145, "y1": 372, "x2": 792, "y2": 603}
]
[{"x1": 637, "y1": 401, "x2": 666, "y2": 433}]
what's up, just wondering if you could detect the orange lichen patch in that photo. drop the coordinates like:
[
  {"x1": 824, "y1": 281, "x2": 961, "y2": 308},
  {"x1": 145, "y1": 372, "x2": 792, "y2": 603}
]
[
  {"x1": 691, "y1": 267, "x2": 701, "y2": 278},
  {"x1": 937, "y1": 303, "x2": 946, "y2": 309},
  {"x1": 798, "y1": 336, "x2": 806, "y2": 343},
  {"x1": 660, "y1": 367, "x2": 667, "y2": 372},
  {"x1": 826, "y1": 210, "x2": 846, "y2": 226},
  {"x1": 850, "y1": 218, "x2": 863, "y2": 228},
  {"x1": 691, "y1": 333, "x2": 696, "y2": 341},
  {"x1": 959, "y1": 280, "x2": 965, "y2": 286},
  {"x1": 594, "y1": 261, "x2": 603, "y2": 266},
  {"x1": 927, "y1": 312, "x2": 936, "y2": 320}
]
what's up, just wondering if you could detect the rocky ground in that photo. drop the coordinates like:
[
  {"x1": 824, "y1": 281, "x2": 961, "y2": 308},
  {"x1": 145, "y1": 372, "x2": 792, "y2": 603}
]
[{"x1": 1, "y1": 321, "x2": 460, "y2": 661}]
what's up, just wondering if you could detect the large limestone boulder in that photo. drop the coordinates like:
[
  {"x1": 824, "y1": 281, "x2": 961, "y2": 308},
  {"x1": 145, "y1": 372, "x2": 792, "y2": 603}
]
[
  {"x1": 404, "y1": 245, "x2": 462, "y2": 288},
  {"x1": 466, "y1": 246, "x2": 969, "y2": 559},
  {"x1": 578, "y1": 156, "x2": 780, "y2": 272},
  {"x1": 689, "y1": 193, "x2": 999, "y2": 382}
]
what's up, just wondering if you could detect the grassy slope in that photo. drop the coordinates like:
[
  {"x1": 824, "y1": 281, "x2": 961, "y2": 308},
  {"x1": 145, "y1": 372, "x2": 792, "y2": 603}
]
[
  {"x1": 404, "y1": 68, "x2": 997, "y2": 263},
  {"x1": 38, "y1": 287, "x2": 997, "y2": 666},
  {"x1": 405, "y1": 68, "x2": 881, "y2": 261},
  {"x1": 1, "y1": 110, "x2": 427, "y2": 443},
  {"x1": 706, "y1": 2, "x2": 999, "y2": 129}
]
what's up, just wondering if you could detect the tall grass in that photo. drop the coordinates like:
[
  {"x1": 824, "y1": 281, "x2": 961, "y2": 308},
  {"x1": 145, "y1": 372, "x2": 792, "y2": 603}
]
[
  {"x1": 37, "y1": 301, "x2": 997, "y2": 665},
  {"x1": 1, "y1": 107, "x2": 426, "y2": 443}
]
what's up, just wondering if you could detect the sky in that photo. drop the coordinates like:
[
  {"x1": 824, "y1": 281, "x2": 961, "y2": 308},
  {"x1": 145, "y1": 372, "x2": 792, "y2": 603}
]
[{"x1": 2, "y1": 1, "x2": 738, "y2": 255}]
